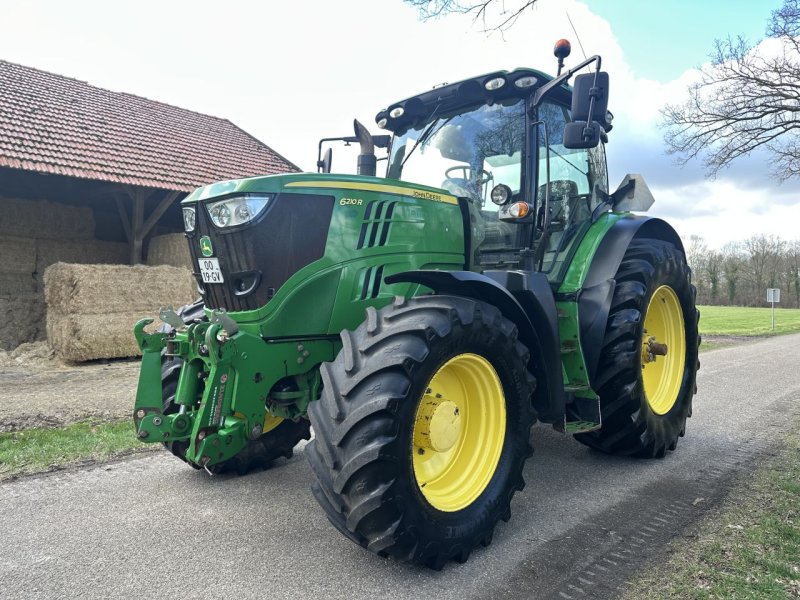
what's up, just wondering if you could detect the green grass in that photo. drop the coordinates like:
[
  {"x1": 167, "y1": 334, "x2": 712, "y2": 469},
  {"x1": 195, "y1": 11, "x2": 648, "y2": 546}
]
[
  {"x1": 623, "y1": 431, "x2": 800, "y2": 599},
  {"x1": 0, "y1": 420, "x2": 153, "y2": 479},
  {"x1": 698, "y1": 305, "x2": 800, "y2": 337}
]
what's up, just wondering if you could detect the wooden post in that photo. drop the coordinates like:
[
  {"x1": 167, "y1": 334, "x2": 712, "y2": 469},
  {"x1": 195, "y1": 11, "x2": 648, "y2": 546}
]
[
  {"x1": 130, "y1": 188, "x2": 145, "y2": 264},
  {"x1": 116, "y1": 188, "x2": 181, "y2": 264}
]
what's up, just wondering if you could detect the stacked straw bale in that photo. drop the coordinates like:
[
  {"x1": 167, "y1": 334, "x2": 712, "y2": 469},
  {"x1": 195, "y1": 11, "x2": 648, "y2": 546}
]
[
  {"x1": 0, "y1": 197, "x2": 128, "y2": 349},
  {"x1": 0, "y1": 198, "x2": 95, "y2": 239},
  {"x1": 44, "y1": 263, "x2": 198, "y2": 362},
  {"x1": 147, "y1": 233, "x2": 192, "y2": 269}
]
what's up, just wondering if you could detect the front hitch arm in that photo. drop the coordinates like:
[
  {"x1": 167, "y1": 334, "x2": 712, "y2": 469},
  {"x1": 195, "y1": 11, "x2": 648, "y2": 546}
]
[{"x1": 132, "y1": 319, "x2": 193, "y2": 443}]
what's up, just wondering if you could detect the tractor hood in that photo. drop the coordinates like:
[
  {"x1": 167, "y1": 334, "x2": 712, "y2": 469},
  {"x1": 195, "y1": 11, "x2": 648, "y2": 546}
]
[{"x1": 180, "y1": 173, "x2": 464, "y2": 314}]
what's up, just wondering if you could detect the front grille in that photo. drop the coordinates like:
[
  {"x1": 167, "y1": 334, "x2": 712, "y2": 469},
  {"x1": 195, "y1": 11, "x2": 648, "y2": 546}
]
[{"x1": 187, "y1": 193, "x2": 335, "y2": 312}]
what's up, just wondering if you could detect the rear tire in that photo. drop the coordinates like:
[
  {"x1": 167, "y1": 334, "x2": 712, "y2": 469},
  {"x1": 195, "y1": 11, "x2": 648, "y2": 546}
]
[
  {"x1": 574, "y1": 238, "x2": 700, "y2": 457},
  {"x1": 160, "y1": 301, "x2": 310, "y2": 475},
  {"x1": 307, "y1": 295, "x2": 536, "y2": 568}
]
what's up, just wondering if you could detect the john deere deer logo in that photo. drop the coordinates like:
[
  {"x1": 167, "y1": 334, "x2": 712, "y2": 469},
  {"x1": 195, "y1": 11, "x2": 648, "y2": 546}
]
[{"x1": 199, "y1": 236, "x2": 214, "y2": 257}]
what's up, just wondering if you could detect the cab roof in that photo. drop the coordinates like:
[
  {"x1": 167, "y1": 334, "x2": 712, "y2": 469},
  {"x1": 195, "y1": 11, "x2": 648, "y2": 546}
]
[{"x1": 375, "y1": 67, "x2": 572, "y2": 134}]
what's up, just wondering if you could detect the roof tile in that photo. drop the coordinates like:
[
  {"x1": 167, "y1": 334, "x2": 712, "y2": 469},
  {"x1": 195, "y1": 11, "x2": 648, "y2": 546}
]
[{"x1": 0, "y1": 60, "x2": 299, "y2": 192}]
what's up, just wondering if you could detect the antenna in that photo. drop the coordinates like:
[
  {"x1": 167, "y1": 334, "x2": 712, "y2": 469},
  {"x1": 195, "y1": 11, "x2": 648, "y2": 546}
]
[{"x1": 566, "y1": 11, "x2": 588, "y2": 63}]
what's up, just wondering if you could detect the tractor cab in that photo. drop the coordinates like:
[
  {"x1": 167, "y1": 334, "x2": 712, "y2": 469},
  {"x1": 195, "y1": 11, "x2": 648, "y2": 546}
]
[{"x1": 377, "y1": 49, "x2": 612, "y2": 283}]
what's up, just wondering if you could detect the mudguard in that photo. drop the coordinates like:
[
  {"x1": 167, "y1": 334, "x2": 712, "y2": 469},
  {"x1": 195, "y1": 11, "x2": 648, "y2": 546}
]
[
  {"x1": 578, "y1": 216, "x2": 684, "y2": 386},
  {"x1": 385, "y1": 269, "x2": 565, "y2": 423}
]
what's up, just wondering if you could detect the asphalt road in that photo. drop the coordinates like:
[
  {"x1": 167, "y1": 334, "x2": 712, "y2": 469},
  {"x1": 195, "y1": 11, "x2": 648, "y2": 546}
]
[{"x1": 2, "y1": 334, "x2": 799, "y2": 600}]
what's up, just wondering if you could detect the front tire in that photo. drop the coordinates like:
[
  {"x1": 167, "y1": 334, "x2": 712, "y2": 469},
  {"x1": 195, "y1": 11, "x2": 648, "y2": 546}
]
[
  {"x1": 307, "y1": 295, "x2": 536, "y2": 568},
  {"x1": 574, "y1": 238, "x2": 700, "y2": 457}
]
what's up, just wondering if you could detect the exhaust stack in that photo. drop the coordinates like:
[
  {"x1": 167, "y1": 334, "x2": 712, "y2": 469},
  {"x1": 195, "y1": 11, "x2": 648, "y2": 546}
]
[{"x1": 353, "y1": 119, "x2": 376, "y2": 177}]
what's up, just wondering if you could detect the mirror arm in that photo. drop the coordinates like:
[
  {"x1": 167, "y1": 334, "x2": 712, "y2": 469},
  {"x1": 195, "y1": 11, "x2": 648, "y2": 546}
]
[
  {"x1": 316, "y1": 135, "x2": 360, "y2": 173},
  {"x1": 532, "y1": 55, "x2": 602, "y2": 107}
]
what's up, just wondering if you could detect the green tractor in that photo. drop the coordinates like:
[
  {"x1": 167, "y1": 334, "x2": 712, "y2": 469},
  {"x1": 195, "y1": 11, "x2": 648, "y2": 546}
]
[{"x1": 133, "y1": 40, "x2": 699, "y2": 568}]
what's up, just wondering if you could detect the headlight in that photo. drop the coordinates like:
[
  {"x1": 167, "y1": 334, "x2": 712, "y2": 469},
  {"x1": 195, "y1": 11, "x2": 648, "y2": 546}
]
[
  {"x1": 490, "y1": 184, "x2": 512, "y2": 206},
  {"x1": 182, "y1": 207, "x2": 196, "y2": 232},
  {"x1": 206, "y1": 194, "x2": 272, "y2": 228}
]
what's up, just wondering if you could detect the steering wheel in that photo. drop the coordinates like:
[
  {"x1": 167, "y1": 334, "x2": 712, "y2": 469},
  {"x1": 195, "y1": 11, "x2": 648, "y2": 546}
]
[{"x1": 445, "y1": 166, "x2": 492, "y2": 186}]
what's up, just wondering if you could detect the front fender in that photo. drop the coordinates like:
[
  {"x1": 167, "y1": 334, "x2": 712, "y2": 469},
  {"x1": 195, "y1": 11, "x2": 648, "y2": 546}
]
[
  {"x1": 578, "y1": 216, "x2": 684, "y2": 385},
  {"x1": 385, "y1": 269, "x2": 564, "y2": 423}
]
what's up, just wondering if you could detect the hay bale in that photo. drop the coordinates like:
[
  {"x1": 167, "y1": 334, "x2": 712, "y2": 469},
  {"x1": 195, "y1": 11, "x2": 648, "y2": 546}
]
[
  {"x1": 44, "y1": 263, "x2": 197, "y2": 314},
  {"x1": 0, "y1": 198, "x2": 94, "y2": 239},
  {"x1": 46, "y1": 312, "x2": 151, "y2": 361},
  {"x1": 146, "y1": 233, "x2": 192, "y2": 269},
  {"x1": 0, "y1": 293, "x2": 45, "y2": 350},
  {"x1": 0, "y1": 236, "x2": 36, "y2": 274},
  {"x1": 44, "y1": 263, "x2": 198, "y2": 361},
  {"x1": 36, "y1": 239, "x2": 128, "y2": 274},
  {"x1": 0, "y1": 273, "x2": 38, "y2": 296}
]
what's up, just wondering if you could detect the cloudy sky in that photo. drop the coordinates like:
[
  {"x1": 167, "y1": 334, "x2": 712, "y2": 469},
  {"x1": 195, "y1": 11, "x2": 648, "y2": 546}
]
[{"x1": 1, "y1": 0, "x2": 796, "y2": 248}]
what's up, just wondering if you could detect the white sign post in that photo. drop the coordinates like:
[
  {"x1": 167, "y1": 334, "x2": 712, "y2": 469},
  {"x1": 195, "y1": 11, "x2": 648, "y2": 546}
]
[{"x1": 767, "y1": 288, "x2": 781, "y2": 331}]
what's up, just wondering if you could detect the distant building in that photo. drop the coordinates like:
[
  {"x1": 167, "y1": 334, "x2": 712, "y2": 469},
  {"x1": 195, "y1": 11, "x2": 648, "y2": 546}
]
[{"x1": 0, "y1": 59, "x2": 298, "y2": 348}]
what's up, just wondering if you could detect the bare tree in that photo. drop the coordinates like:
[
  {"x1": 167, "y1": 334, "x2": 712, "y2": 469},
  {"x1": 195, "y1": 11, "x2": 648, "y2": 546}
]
[
  {"x1": 685, "y1": 235, "x2": 709, "y2": 300},
  {"x1": 405, "y1": 0, "x2": 538, "y2": 32},
  {"x1": 706, "y1": 250, "x2": 722, "y2": 304},
  {"x1": 785, "y1": 240, "x2": 800, "y2": 307},
  {"x1": 662, "y1": 0, "x2": 800, "y2": 180},
  {"x1": 722, "y1": 242, "x2": 743, "y2": 304}
]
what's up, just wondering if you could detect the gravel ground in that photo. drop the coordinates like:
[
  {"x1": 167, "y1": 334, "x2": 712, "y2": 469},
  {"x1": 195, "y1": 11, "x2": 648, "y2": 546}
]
[{"x1": 0, "y1": 343, "x2": 139, "y2": 432}]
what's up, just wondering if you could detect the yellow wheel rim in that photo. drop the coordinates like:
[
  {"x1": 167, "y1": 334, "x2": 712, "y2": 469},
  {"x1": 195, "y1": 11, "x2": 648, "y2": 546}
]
[
  {"x1": 411, "y1": 353, "x2": 506, "y2": 512},
  {"x1": 641, "y1": 285, "x2": 686, "y2": 415},
  {"x1": 263, "y1": 415, "x2": 283, "y2": 434}
]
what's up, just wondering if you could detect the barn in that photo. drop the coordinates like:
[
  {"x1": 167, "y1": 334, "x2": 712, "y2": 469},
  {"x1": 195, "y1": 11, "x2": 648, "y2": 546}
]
[{"x1": 0, "y1": 60, "x2": 298, "y2": 349}]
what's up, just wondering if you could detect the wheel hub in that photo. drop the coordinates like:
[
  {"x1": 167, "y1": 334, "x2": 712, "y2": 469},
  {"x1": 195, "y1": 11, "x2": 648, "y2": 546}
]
[
  {"x1": 642, "y1": 335, "x2": 669, "y2": 364},
  {"x1": 414, "y1": 397, "x2": 461, "y2": 452}
]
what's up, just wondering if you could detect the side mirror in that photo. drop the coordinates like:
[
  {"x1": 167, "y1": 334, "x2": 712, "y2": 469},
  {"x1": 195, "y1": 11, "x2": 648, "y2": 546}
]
[
  {"x1": 563, "y1": 122, "x2": 600, "y2": 149},
  {"x1": 571, "y1": 72, "x2": 609, "y2": 123},
  {"x1": 564, "y1": 71, "x2": 610, "y2": 150},
  {"x1": 317, "y1": 148, "x2": 333, "y2": 173}
]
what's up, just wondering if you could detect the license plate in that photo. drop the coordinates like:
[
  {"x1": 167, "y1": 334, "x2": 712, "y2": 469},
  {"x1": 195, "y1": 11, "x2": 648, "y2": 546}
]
[{"x1": 198, "y1": 258, "x2": 224, "y2": 284}]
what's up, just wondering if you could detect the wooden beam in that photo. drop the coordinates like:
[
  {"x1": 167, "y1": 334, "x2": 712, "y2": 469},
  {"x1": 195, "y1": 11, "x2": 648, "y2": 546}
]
[
  {"x1": 90, "y1": 184, "x2": 125, "y2": 199},
  {"x1": 115, "y1": 196, "x2": 132, "y2": 242},
  {"x1": 140, "y1": 191, "x2": 180, "y2": 239}
]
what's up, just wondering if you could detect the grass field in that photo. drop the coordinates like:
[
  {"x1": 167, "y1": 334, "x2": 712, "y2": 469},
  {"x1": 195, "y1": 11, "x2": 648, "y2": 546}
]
[
  {"x1": 0, "y1": 420, "x2": 154, "y2": 480},
  {"x1": 698, "y1": 305, "x2": 800, "y2": 337}
]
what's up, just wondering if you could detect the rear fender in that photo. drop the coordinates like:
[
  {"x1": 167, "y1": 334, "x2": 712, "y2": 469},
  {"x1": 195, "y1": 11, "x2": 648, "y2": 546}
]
[
  {"x1": 579, "y1": 216, "x2": 684, "y2": 385},
  {"x1": 385, "y1": 270, "x2": 565, "y2": 423}
]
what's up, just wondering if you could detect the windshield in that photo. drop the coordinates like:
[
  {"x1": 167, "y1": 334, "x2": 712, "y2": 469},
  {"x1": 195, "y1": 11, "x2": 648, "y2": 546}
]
[{"x1": 387, "y1": 99, "x2": 526, "y2": 211}]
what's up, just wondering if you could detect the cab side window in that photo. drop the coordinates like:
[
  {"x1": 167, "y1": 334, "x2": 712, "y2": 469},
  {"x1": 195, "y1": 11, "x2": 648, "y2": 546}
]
[{"x1": 538, "y1": 101, "x2": 609, "y2": 276}]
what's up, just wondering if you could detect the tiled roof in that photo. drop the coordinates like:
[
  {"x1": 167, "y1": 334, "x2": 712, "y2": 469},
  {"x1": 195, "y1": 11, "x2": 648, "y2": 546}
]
[{"x1": 0, "y1": 60, "x2": 299, "y2": 192}]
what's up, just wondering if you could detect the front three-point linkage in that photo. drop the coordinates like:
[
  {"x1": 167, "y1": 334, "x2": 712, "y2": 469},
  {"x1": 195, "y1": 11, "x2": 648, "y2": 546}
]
[{"x1": 133, "y1": 311, "x2": 271, "y2": 470}]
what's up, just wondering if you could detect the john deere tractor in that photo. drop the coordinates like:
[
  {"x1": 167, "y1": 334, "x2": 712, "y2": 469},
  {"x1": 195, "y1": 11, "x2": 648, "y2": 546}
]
[{"x1": 133, "y1": 40, "x2": 699, "y2": 568}]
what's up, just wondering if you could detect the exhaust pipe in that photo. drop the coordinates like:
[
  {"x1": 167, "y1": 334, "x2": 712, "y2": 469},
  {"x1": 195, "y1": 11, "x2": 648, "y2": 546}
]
[{"x1": 353, "y1": 119, "x2": 376, "y2": 177}]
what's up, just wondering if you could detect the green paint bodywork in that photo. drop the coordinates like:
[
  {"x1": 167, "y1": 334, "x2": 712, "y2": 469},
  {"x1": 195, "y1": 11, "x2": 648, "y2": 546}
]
[
  {"x1": 133, "y1": 169, "x2": 637, "y2": 466},
  {"x1": 555, "y1": 212, "x2": 627, "y2": 405},
  {"x1": 134, "y1": 174, "x2": 465, "y2": 467}
]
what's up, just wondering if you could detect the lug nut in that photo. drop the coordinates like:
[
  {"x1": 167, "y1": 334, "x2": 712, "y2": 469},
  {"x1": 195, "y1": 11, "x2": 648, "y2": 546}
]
[
  {"x1": 136, "y1": 409, "x2": 146, "y2": 419},
  {"x1": 138, "y1": 430, "x2": 149, "y2": 439}
]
